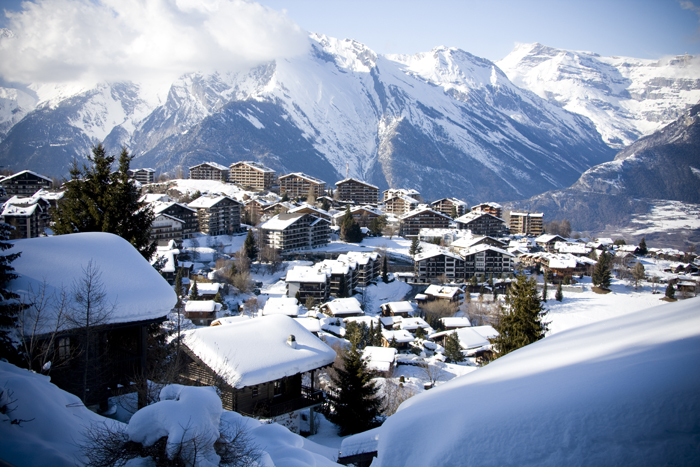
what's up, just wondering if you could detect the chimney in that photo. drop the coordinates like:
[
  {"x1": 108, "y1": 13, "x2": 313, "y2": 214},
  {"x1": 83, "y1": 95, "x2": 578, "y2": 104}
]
[{"x1": 286, "y1": 334, "x2": 297, "y2": 349}]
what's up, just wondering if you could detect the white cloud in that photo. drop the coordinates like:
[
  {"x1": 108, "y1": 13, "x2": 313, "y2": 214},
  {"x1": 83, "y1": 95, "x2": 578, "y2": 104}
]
[
  {"x1": 680, "y1": 1, "x2": 700, "y2": 35},
  {"x1": 0, "y1": 0, "x2": 309, "y2": 84}
]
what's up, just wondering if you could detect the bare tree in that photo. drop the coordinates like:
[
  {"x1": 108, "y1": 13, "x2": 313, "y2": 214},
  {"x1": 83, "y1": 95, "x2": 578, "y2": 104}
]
[
  {"x1": 382, "y1": 225, "x2": 397, "y2": 240},
  {"x1": 631, "y1": 262, "x2": 645, "y2": 290},
  {"x1": 419, "y1": 362, "x2": 446, "y2": 387},
  {"x1": 380, "y1": 379, "x2": 417, "y2": 416}
]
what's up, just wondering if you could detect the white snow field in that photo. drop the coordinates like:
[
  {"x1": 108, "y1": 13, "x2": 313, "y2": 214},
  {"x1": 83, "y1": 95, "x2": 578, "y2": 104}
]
[{"x1": 372, "y1": 297, "x2": 700, "y2": 467}]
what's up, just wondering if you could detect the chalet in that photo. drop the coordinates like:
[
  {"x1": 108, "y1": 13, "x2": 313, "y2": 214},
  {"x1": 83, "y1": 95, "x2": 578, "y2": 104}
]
[
  {"x1": 335, "y1": 178, "x2": 379, "y2": 205},
  {"x1": 455, "y1": 211, "x2": 506, "y2": 237},
  {"x1": 379, "y1": 315, "x2": 402, "y2": 329},
  {"x1": 188, "y1": 195, "x2": 242, "y2": 236},
  {"x1": 509, "y1": 211, "x2": 544, "y2": 236},
  {"x1": 128, "y1": 168, "x2": 155, "y2": 184},
  {"x1": 285, "y1": 266, "x2": 330, "y2": 303},
  {"x1": 399, "y1": 317, "x2": 432, "y2": 334},
  {"x1": 262, "y1": 297, "x2": 303, "y2": 317},
  {"x1": 440, "y1": 317, "x2": 472, "y2": 330},
  {"x1": 0, "y1": 170, "x2": 52, "y2": 198},
  {"x1": 150, "y1": 212, "x2": 184, "y2": 246},
  {"x1": 519, "y1": 252, "x2": 596, "y2": 281},
  {"x1": 383, "y1": 195, "x2": 419, "y2": 216},
  {"x1": 262, "y1": 201, "x2": 295, "y2": 218},
  {"x1": 417, "y1": 228, "x2": 467, "y2": 246},
  {"x1": 279, "y1": 173, "x2": 326, "y2": 199},
  {"x1": 471, "y1": 202, "x2": 503, "y2": 219},
  {"x1": 188, "y1": 162, "x2": 229, "y2": 182},
  {"x1": 414, "y1": 250, "x2": 467, "y2": 283},
  {"x1": 536, "y1": 234, "x2": 567, "y2": 252},
  {"x1": 1, "y1": 196, "x2": 51, "y2": 239},
  {"x1": 399, "y1": 208, "x2": 452, "y2": 238},
  {"x1": 380, "y1": 301, "x2": 415, "y2": 318},
  {"x1": 10, "y1": 232, "x2": 177, "y2": 408},
  {"x1": 382, "y1": 188, "x2": 420, "y2": 203},
  {"x1": 461, "y1": 244, "x2": 514, "y2": 277},
  {"x1": 362, "y1": 346, "x2": 397, "y2": 373},
  {"x1": 184, "y1": 300, "x2": 221, "y2": 326},
  {"x1": 229, "y1": 161, "x2": 276, "y2": 191},
  {"x1": 420, "y1": 284, "x2": 463, "y2": 302},
  {"x1": 151, "y1": 202, "x2": 198, "y2": 240},
  {"x1": 431, "y1": 198, "x2": 468, "y2": 218},
  {"x1": 338, "y1": 427, "x2": 381, "y2": 467},
  {"x1": 180, "y1": 315, "x2": 336, "y2": 419},
  {"x1": 260, "y1": 213, "x2": 330, "y2": 253},
  {"x1": 430, "y1": 326, "x2": 498, "y2": 353},
  {"x1": 331, "y1": 205, "x2": 382, "y2": 227},
  {"x1": 554, "y1": 241, "x2": 591, "y2": 256},
  {"x1": 289, "y1": 204, "x2": 332, "y2": 221},
  {"x1": 320, "y1": 297, "x2": 365, "y2": 318},
  {"x1": 195, "y1": 282, "x2": 223, "y2": 300},
  {"x1": 381, "y1": 329, "x2": 415, "y2": 350}
]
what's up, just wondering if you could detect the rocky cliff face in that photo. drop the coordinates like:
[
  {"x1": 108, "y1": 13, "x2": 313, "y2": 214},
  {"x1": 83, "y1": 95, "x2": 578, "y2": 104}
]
[{"x1": 0, "y1": 34, "x2": 615, "y2": 203}]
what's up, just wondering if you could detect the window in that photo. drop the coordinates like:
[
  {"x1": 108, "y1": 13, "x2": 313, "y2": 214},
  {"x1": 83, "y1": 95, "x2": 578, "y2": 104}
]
[
  {"x1": 274, "y1": 380, "x2": 284, "y2": 397},
  {"x1": 251, "y1": 385, "x2": 259, "y2": 397},
  {"x1": 57, "y1": 337, "x2": 70, "y2": 361}
]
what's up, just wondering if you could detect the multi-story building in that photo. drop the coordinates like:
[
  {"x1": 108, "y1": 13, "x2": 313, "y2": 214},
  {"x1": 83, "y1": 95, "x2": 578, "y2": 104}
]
[
  {"x1": 1, "y1": 197, "x2": 51, "y2": 239},
  {"x1": 150, "y1": 212, "x2": 185, "y2": 246},
  {"x1": 414, "y1": 250, "x2": 467, "y2": 283},
  {"x1": 382, "y1": 188, "x2": 420, "y2": 203},
  {"x1": 398, "y1": 208, "x2": 452, "y2": 238},
  {"x1": 331, "y1": 206, "x2": 382, "y2": 227},
  {"x1": 128, "y1": 168, "x2": 155, "y2": 184},
  {"x1": 471, "y1": 202, "x2": 503, "y2": 219},
  {"x1": 187, "y1": 195, "x2": 242, "y2": 236},
  {"x1": 285, "y1": 266, "x2": 330, "y2": 302},
  {"x1": 188, "y1": 162, "x2": 229, "y2": 182},
  {"x1": 335, "y1": 178, "x2": 379, "y2": 205},
  {"x1": 151, "y1": 202, "x2": 198, "y2": 240},
  {"x1": 461, "y1": 244, "x2": 514, "y2": 278},
  {"x1": 229, "y1": 161, "x2": 276, "y2": 191},
  {"x1": 279, "y1": 173, "x2": 326, "y2": 199},
  {"x1": 288, "y1": 204, "x2": 332, "y2": 221},
  {"x1": 260, "y1": 213, "x2": 330, "y2": 253},
  {"x1": 243, "y1": 198, "x2": 274, "y2": 225},
  {"x1": 338, "y1": 251, "x2": 381, "y2": 286},
  {"x1": 509, "y1": 211, "x2": 544, "y2": 236},
  {"x1": 431, "y1": 198, "x2": 468, "y2": 218},
  {"x1": 0, "y1": 170, "x2": 52, "y2": 198},
  {"x1": 455, "y1": 212, "x2": 506, "y2": 237},
  {"x1": 383, "y1": 195, "x2": 419, "y2": 216}
]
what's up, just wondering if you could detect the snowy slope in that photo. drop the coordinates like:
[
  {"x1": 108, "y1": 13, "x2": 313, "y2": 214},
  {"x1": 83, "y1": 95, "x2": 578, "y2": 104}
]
[
  {"x1": 497, "y1": 43, "x2": 700, "y2": 148},
  {"x1": 373, "y1": 297, "x2": 700, "y2": 466}
]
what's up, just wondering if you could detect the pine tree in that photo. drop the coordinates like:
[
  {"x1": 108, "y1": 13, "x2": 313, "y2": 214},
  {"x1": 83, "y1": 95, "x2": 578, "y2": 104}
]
[
  {"x1": 414, "y1": 326, "x2": 426, "y2": 339},
  {"x1": 340, "y1": 206, "x2": 363, "y2": 243},
  {"x1": 592, "y1": 251, "x2": 612, "y2": 289},
  {"x1": 174, "y1": 268, "x2": 184, "y2": 298},
  {"x1": 542, "y1": 277, "x2": 548, "y2": 302},
  {"x1": 373, "y1": 321, "x2": 383, "y2": 346},
  {"x1": 243, "y1": 229, "x2": 258, "y2": 262},
  {"x1": 490, "y1": 274, "x2": 548, "y2": 359},
  {"x1": 555, "y1": 283, "x2": 563, "y2": 302},
  {"x1": 189, "y1": 279, "x2": 199, "y2": 300},
  {"x1": 381, "y1": 255, "x2": 389, "y2": 283},
  {"x1": 443, "y1": 333, "x2": 465, "y2": 363},
  {"x1": 638, "y1": 238, "x2": 648, "y2": 256},
  {"x1": 409, "y1": 238, "x2": 422, "y2": 260},
  {"x1": 665, "y1": 283, "x2": 676, "y2": 299},
  {"x1": 450, "y1": 206, "x2": 458, "y2": 219},
  {"x1": 326, "y1": 344, "x2": 383, "y2": 435},
  {"x1": 52, "y1": 145, "x2": 156, "y2": 260},
  {"x1": 0, "y1": 222, "x2": 25, "y2": 363}
]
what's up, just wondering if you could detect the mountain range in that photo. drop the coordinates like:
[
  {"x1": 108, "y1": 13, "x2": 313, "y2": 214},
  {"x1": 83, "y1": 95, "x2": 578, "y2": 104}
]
[{"x1": 0, "y1": 34, "x2": 698, "y2": 208}]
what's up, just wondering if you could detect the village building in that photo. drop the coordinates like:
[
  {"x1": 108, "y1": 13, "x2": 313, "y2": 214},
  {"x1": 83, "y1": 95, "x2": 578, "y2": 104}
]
[
  {"x1": 417, "y1": 228, "x2": 468, "y2": 246},
  {"x1": 509, "y1": 211, "x2": 544, "y2": 236},
  {"x1": 414, "y1": 250, "x2": 467, "y2": 282},
  {"x1": 187, "y1": 195, "x2": 242, "y2": 236},
  {"x1": 399, "y1": 208, "x2": 452, "y2": 237},
  {"x1": 380, "y1": 301, "x2": 415, "y2": 318},
  {"x1": 279, "y1": 173, "x2": 326, "y2": 199},
  {"x1": 228, "y1": 161, "x2": 277, "y2": 191},
  {"x1": 518, "y1": 252, "x2": 596, "y2": 281},
  {"x1": 0, "y1": 170, "x2": 53, "y2": 198},
  {"x1": 320, "y1": 297, "x2": 365, "y2": 318},
  {"x1": 335, "y1": 178, "x2": 380, "y2": 205},
  {"x1": 451, "y1": 235, "x2": 507, "y2": 254},
  {"x1": 536, "y1": 234, "x2": 568, "y2": 252},
  {"x1": 430, "y1": 325, "x2": 498, "y2": 353},
  {"x1": 440, "y1": 317, "x2": 472, "y2": 330},
  {"x1": 461, "y1": 244, "x2": 514, "y2": 277},
  {"x1": 151, "y1": 201, "x2": 199, "y2": 240},
  {"x1": 381, "y1": 329, "x2": 415, "y2": 350},
  {"x1": 260, "y1": 213, "x2": 330, "y2": 253},
  {"x1": 431, "y1": 198, "x2": 469, "y2": 218},
  {"x1": 128, "y1": 168, "x2": 155, "y2": 185},
  {"x1": 1, "y1": 196, "x2": 51, "y2": 239},
  {"x1": 418, "y1": 284, "x2": 464, "y2": 303},
  {"x1": 338, "y1": 427, "x2": 381, "y2": 467},
  {"x1": 184, "y1": 300, "x2": 221, "y2": 326},
  {"x1": 9, "y1": 232, "x2": 177, "y2": 408},
  {"x1": 262, "y1": 297, "x2": 304, "y2": 317},
  {"x1": 150, "y1": 212, "x2": 185, "y2": 246},
  {"x1": 288, "y1": 204, "x2": 332, "y2": 221},
  {"x1": 316, "y1": 258, "x2": 358, "y2": 297},
  {"x1": 188, "y1": 162, "x2": 230, "y2": 182},
  {"x1": 262, "y1": 201, "x2": 295, "y2": 218},
  {"x1": 455, "y1": 211, "x2": 506, "y2": 237},
  {"x1": 471, "y1": 202, "x2": 503, "y2": 219},
  {"x1": 243, "y1": 198, "x2": 275, "y2": 225},
  {"x1": 382, "y1": 188, "x2": 421, "y2": 203},
  {"x1": 331, "y1": 205, "x2": 382, "y2": 227},
  {"x1": 194, "y1": 282, "x2": 224, "y2": 300},
  {"x1": 554, "y1": 241, "x2": 592, "y2": 256},
  {"x1": 362, "y1": 346, "x2": 397, "y2": 373},
  {"x1": 285, "y1": 266, "x2": 330, "y2": 303},
  {"x1": 180, "y1": 315, "x2": 336, "y2": 421},
  {"x1": 399, "y1": 317, "x2": 432, "y2": 334},
  {"x1": 338, "y1": 251, "x2": 381, "y2": 287},
  {"x1": 383, "y1": 195, "x2": 419, "y2": 216}
]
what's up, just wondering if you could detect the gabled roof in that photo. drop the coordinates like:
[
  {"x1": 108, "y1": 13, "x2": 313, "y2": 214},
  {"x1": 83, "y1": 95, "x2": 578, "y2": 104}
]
[
  {"x1": 187, "y1": 195, "x2": 240, "y2": 209},
  {"x1": 182, "y1": 315, "x2": 336, "y2": 388},
  {"x1": 414, "y1": 249, "x2": 462, "y2": 262},
  {"x1": 184, "y1": 300, "x2": 221, "y2": 313},
  {"x1": 189, "y1": 161, "x2": 229, "y2": 171},
  {"x1": 424, "y1": 285, "x2": 464, "y2": 298},
  {"x1": 463, "y1": 243, "x2": 514, "y2": 258},
  {"x1": 322, "y1": 297, "x2": 364, "y2": 316},
  {"x1": 262, "y1": 297, "x2": 303, "y2": 317},
  {"x1": 278, "y1": 172, "x2": 325, "y2": 184},
  {"x1": 455, "y1": 211, "x2": 505, "y2": 224},
  {"x1": 289, "y1": 204, "x2": 331, "y2": 217},
  {"x1": 285, "y1": 265, "x2": 328, "y2": 283},
  {"x1": 381, "y1": 301, "x2": 415, "y2": 315},
  {"x1": 229, "y1": 161, "x2": 276, "y2": 173},
  {"x1": 335, "y1": 177, "x2": 379, "y2": 189},
  {"x1": 261, "y1": 213, "x2": 307, "y2": 231},
  {"x1": 399, "y1": 207, "x2": 451, "y2": 221},
  {"x1": 432, "y1": 197, "x2": 468, "y2": 207},
  {"x1": 471, "y1": 202, "x2": 502, "y2": 210},
  {"x1": 535, "y1": 234, "x2": 567, "y2": 244},
  {"x1": 0, "y1": 170, "x2": 52, "y2": 183},
  {"x1": 151, "y1": 201, "x2": 197, "y2": 215}
]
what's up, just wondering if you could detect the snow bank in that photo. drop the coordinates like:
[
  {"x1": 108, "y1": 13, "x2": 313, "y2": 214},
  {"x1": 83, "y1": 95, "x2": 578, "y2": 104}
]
[{"x1": 374, "y1": 297, "x2": 700, "y2": 466}]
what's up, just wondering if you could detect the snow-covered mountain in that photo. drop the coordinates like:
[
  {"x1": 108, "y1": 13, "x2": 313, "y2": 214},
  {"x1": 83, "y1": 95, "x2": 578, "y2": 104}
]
[
  {"x1": 497, "y1": 42, "x2": 700, "y2": 148},
  {"x1": 0, "y1": 34, "x2": 614, "y2": 203}
]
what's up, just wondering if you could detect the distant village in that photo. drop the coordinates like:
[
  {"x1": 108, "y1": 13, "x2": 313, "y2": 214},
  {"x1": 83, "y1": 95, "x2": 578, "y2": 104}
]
[{"x1": 1, "y1": 160, "x2": 698, "y2": 463}]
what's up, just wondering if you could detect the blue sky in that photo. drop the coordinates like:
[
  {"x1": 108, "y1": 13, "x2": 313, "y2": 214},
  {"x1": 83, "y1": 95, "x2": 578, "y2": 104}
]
[{"x1": 256, "y1": 0, "x2": 699, "y2": 60}]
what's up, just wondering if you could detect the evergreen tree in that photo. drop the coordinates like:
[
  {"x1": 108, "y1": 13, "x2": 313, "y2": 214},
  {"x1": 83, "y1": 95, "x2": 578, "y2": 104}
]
[
  {"x1": 555, "y1": 283, "x2": 563, "y2": 302},
  {"x1": 389, "y1": 336, "x2": 398, "y2": 348},
  {"x1": 381, "y1": 255, "x2": 389, "y2": 283},
  {"x1": 409, "y1": 238, "x2": 422, "y2": 259},
  {"x1": 373, "y1": 321, "x2": 383, "y2": 346},
  {"x1": 321, "y1": 198, "x2": 331, "y2": 212},
  {"x1": 52, "y1": 145, "x2": 156, "y2": 260},
  {"x1": 542, "y1": 277, "x2": 548, "y2": 302},
  {"x1": 592, "y1": 251, "x2": 612, "y2": 289},
  {"x1": 340, "y1": 206, "x2": 363, "y2": 243},
  {"x1": 305, "y1": 295, "x2": 316, "y2": 311},
  {"x1": 470, "y1": 274, "x2": 478, "y2": 288},
  {"x1": 490, "y1": 274, "x2": 548, "y2": 359},
  {"x1": 638, "y1": 237, "x2": 648, "y2": 256},
  {"x1": 414, "y1": 326, "x2": 426, "y2": 339},
  {"x1": 443, "y1": 333, "x2": 465, "y2": 363},
  {"x1": 665, "y1": 283, "x2": 676, "y2": 300},
  {"x1": 174, "y1": 267, "x2": 184, "y2": 298},
  {"x1": 450, "y1": 205, "x2": 458, "y2": 219},
  {"x1": 243, "y1": 229, "x2": 258, "y2": 262},
  {"x1": 189, "y1": 279, "x2": 199, "y2": 300},
  {"x1": 281, "y1": 192, "x2": 289, "y2": 202},
  {"x1": 0, "y1": 223, "x2": 24, "y2": 363},
  {"x1": 214, "y1": 291, "x2": 227, "y2": 310},
  {"x1": 326, "y1": 345, "x2": 383, "y2": 436}
]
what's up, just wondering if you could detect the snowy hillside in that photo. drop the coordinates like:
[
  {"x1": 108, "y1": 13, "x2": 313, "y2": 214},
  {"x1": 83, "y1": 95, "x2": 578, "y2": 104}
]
[
  {"x1": 0, "y1": 34, "x2": 614, "y2": 203},
  {"x1": 372, "y1": 297, "x2": 700, "y2": 466},
  {"x1": 497, "y1": 42, "x2": 700, "y2": 148}
]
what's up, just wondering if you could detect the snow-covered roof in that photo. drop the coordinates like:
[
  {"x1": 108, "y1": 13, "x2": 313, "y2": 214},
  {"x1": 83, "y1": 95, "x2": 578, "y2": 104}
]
[
  {"x1": 451, "y1": 327, "x2": 491, "y2": 349},
  {"x1": 362, "y1": 346, "x2": 397, "y2": 373},
  {"x1": 463, "y1": 243, "x2": 514, "y2": 258},
  {"x1": 195, "y1": 283, "x2": 221, "y2": 295},
  {"x1": 0, "y1": 170, "x2": 52, "y2": 183},
  {"x1": 441, "y1": 317, "x2": 472, "y2": 328},
  {"x1": 400, "y1": 317, "x2": 430, "y2": 331},
  {"x1": 285, "y1": 265, "x2": 328, "y2": 283},
  {"x1": 260, "y1": 212, "x2": 306, "y2": 231},
  {"x1": 211, "y1": 316, "x2": 251, "y2": 326},
  {"x1": 183, "y1": 315, "x2": 336, "y2": 388},
  {"x1": 455, "y1": 211, "x2": 505, "y2": 224},
  {"x1": 189, "y1": 161, "x2": 229, "y2": 171},
  {"x1": 150, "y1": 200, "x2": 196, "y2": 215},
  {"x1": 335, "y1": 177, "x2": 379, "y2": 189},
  {"x1": 322, "y1": 297, "x2": 364, "y2": 316},
  {"x1": 184, "y1": 300, "x2": 220, "y2": 313},
  {"x1": 399, "y1": 207, "x2": 451, "y2": 220},
  {"x1": 415, "y1": 249, "x2": 462, "y2": 262},
  {"x1": 536, "y1": 234, "x2": 566, "y2": 243},
  {"x1": 382, "y1": 329, "x2": 415, "y2": 344},
  {"x1": 230, "y1": 161, "x2": 276, "y2": 173},
  {"x1": 1, "y1": 203, "x2": 38, "y2": 217},
  {"x1": 431, "y1": 197, "x2": 468, "y2": 207},
  {"x1": 555, "y1": 242, "x2": 591, "y2": 255},
  {"x1": 381, "y1": 301, "x2": 415, "y2": 315},
  {"x1": 262, "y1": 297, "x2": 302, "y2": 317},
  {"x1": 288, "y1": 204, "x2": 330, "y2": 217},
  {"x1": 278, "y1": 172, "x2": 325, "y2": 184},
  {"x1": 424, "y1": 285, "x2": 464, "y2": 299},
  {"x1": 10, "y1": 233, "x2": 177, "y2": 334},
  {"x1": 340, "y1": 427, "x2": 381, "y2": 459},
  {"x1": 471, "y1": 325, "x2": 498, "y2": 340},
  {"x1": 471, "y1": 201, "x2": 502, "y2": 210},
  {"x1": 187, "y1": 195, "x2": 239, "y2": 209}
]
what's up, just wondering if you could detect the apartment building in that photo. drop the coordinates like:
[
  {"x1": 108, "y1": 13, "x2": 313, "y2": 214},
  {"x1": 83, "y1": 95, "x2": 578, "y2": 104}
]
[
  {"x1": 509, "y1": 211, "x2": 544, "y2": 236},
  {"x1": 188, "y1": 195, "x2": 242, "y2": 235},
  {"x1": 431, "y1": 198, "x2": 468, "y2": 218},
  {"x1": 335, "y1": 178, "x2": 379, "y2": 205},
  {"x1": 398, "y1": 208, "x2": 452, "y2": 237},
  {"x1": 279, "y1": 173, "x2": 326, "y2": 199},
  {"x1": 260, "y1": 213, "x2": 330, "y2": 253},
  {"x1": 229, "y1": 161, "x2": 276, "y2": 191},
  {"x1": 188, "y1": 162, "x2": 229, "y2": 182}
]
